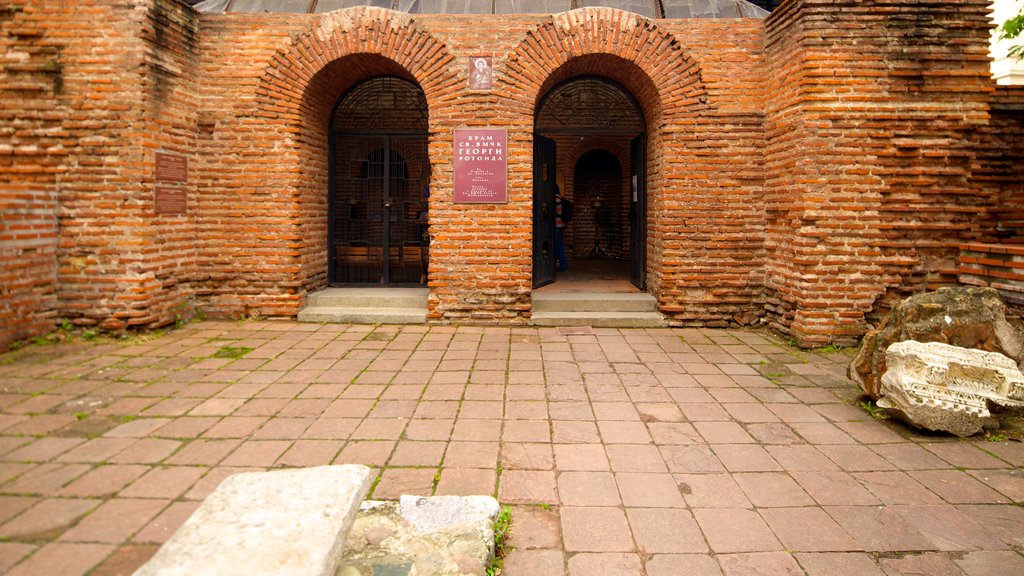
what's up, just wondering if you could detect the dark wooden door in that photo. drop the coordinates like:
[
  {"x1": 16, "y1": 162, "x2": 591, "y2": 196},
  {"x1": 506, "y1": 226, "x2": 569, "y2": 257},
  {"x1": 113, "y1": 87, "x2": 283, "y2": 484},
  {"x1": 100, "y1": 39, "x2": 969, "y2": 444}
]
[
  {"x1": 533, "y1": 134, "x2": 556, "y2": 289},
  {"x1": 630, "y1": 134, "x2": 646, "y2": 290}
]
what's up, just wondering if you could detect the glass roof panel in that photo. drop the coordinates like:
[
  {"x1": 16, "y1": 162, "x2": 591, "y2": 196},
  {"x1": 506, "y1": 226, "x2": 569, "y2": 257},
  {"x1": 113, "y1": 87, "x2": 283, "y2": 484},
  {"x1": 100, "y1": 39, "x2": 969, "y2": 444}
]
[
  {"x1": 493, "y1": 0, "x2": 574, "y2": 13},
  {"x1": 576, "y1": 0, "x2": 659, "y2": 19},
  {"x1": 402, "y1": 0, "x2": 493, "y2": 14},
  {"x1": 314, "y1": 0, "x2": 391, "y2": 12},
  {"x1": 228, "y1": 0, "x2": 313, "y2": 12}
]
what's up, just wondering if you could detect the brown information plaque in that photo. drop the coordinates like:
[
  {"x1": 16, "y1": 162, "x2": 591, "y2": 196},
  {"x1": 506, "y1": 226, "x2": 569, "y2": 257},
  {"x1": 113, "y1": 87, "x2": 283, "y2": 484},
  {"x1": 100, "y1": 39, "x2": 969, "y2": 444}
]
[
  {"x1": 155, "y1": 186, "x2": 186, "y2": 215},
  {"x1": 453, "y1": 128, "x2": 507, "y2": 204},
  {"x1": 155, "y1": 151, "x2": 188, "y2": 183}
]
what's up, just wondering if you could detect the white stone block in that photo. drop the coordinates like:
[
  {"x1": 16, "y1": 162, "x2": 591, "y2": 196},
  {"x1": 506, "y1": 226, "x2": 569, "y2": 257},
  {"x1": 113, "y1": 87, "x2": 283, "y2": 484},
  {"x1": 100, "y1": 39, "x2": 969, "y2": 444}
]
[{"x1": 134, "y1": 465, "x2": 372, "y2": 576}]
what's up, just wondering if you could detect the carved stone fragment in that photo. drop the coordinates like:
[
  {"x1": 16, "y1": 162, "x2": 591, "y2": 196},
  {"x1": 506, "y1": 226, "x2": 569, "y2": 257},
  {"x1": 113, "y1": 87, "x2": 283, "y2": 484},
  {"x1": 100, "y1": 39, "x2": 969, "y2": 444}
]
[
  {"x1": 878, "y1": 340, "x2": 1024, "y2": 437},
  {"x1": 850, "y1": 287, "x2": 1024, "y2": 398}
]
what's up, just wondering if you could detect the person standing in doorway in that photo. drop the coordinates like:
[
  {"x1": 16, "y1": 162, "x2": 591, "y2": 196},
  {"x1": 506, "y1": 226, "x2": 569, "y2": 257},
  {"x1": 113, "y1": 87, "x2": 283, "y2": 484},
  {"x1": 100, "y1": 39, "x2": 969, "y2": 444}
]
[{"x1": 554, "y1": 187, "x2": 568, "y2": 272}]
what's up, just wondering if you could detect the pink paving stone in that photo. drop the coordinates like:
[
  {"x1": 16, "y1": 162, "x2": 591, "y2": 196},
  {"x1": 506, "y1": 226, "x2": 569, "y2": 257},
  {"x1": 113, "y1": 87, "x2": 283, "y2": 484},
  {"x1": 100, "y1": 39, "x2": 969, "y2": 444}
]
[
  {"x1": 4, "y1": 463, "x2": 91, "y2": 495},
  {"x1": 692, "y1": 508, "x2": 782, "y2": 553},
  {"x1": 790, "y1": 470, "x2": 881, "y2": 506},
  {"x1": 444, "y1": 441, "x2": 500, "y2": 469},
  {"x1": 460, "y1": 401, "x2": 503, "y2": 419},
  {"x1": 606, "y1": 443, "x2": 668, "y2": 472},
  {"x1": 758, "y1": 507, "x2": 859, "y2": 552},
  {"x1": 500, "y1": 443, "x2": 554, "y2": 470},
  {"x1": 58, "y1": 465, "x2": 149, "y2": 498},
  {"x1": 164, "y1": 438, "x2": 242, "y2": 466},
  {"x1": 871, "y1": 442, "x2": 950, "y2": 470},
  {"x1": 627, "y1": 508, "x2": 708, "y2": 554},
  {"x1": 553, "y1": 444, "x2": 609, "y2": 471},
  {"x1": 108, "y1": 439, "x2": 181, "y2": 464},
  {"x1": 659, "y1": 445, "x2": 726, "y2": 474},
  {"x1": 823, "y1": 506, "x2": 934, "y2": 552},
  {"x1": 909, "y1": 470, "x2": 1010, "y2": 504},
  {"x1": 955, "y1": 550, "x2": 1024, "y2": 576},
  {"x1": 0, "y1": 498, "x2": 99, "y2": 539},
  {"x1": 852, "y1": 471, "x2": 944, "y2": 505},
  {"x1": 388, "y1": 441, "x2": 446, "y2": 467},
  {"x1": 201, "y1": 416, "x2": 268, "y2": 438},
  {"x1": 877, "y1": 552, "x2": 969, "y2": 576},
  {"x1": 567, "y1": 552, "x2": 643, "y2": 576},
  {"x1": 503, "y1": 549, "x2": 565, "y2": 576},
  {"x1": 403, "y1": 418, "x2": 455, "y2": 441},
  {"x1": 152, "y1": 416, "x2": 219, "y2": 438},
  {"x1": 0, "y1": 496, "x2": 36, "y2": 526},
  {"x1": 645, "y1": 554, "x2": 723, "y2": 576},
  {"x1": 695, "y1": 421, "x2": 756, "y2": 444},
  {"x1": 352, "y1": 418, "x2": 408, "y2": 440},
  {"x1": 119, "y1": 466, "x2": 206, "y2": 499},
  {"x1": 614, "y1": 472, "x2": 685, "y2": 508},
  {"x1": 557, "y1": 471, "x2": 620, "y2": 506},
  {"x1": 220, "y1": 439, "x2": 292, "y2": 467},
  {"x1": 131, "y1": 501, "x2": 201, "y2": 544},
  {"x1": 334, "y1": 440, "x2": 396, "y2": 467},
  {"x1": 648, "y1": 422, "x2": 701, "y2": 445},
  {"x1": 103, "y1": 418, "x2": 172, "y2": 438},
  {"x1": 251, "y1": 417, "x2": 314, "y2": 440},
  {"x1": 507, "y1": 505, "x2": 562, "y2": 550},
  {"x1": 413, "y1": 401, "x2": 459, "y2": 418},
  {"x1": 6, "y1": 542, "x2": 115, "y2": 576},
  {"x1": 552, "y1": 421, "x2": 601, "y2": 443},
  {"x1": 561, "y1": 507, "x2": 635, "y2": 552},
  {"x1": 795, "y1": 552, "x2": 886, "y2": 576},
  {"x1": 372, "y1": 468, "x2": 437, "y2": 500},
  {"x1": 183, "y1": 467, "x2": 260, "y2": 501},
  {"x1": 764, "y1": 445, "x2": 838, "y2": 471},
  {"x1": 188, "y1": 397, "x2": 246, "y2": 416},
  {"x1": 596, "y1": 421, "x2": 651, "y2": 444},
  {"x1": 818, "y1": 444, "x2": 897, "y2": 472},
  {"x1": 321, "y1": 399, "x2": 375, "y2": 419},
  {"x1": 591, "y1": 402, "x2": 640, "y2": 421},
  {"x1": 0, "y1": 542, "x2": 35, "y2": 573},
  {"x1": 711, "y1": 444, "x2": 782, "y2": 472},
  {"x1": 716, "y1": 552, "x2": 804, "y2": 576},
  {"x1": 434, "y1": 468, "x2": 496, "y2": 496},
  {"x1": 548, "y1": 402, "x2": 594, "y2": 420},
  {"x1": 60, "y1": 498, "x2": 169, "y2": 544},
  {"x1": 733, "y1": 472, "x2": 815, "y2": 507},
  {"x1": 890, "y1": 505, "x2": 1009, "y2": 552},
  {"x1": 503, "y1": 420, "x2": 551, "y2": 443},
  {"x1": 498, "y1": 470, "x2": 558, "y2": 504},
  {"x1": 275, "y1": 439, "x2": 342, "y2": 467},
  {"x1": 921, "y1": 442, "x2": 1012, "y2": 469},
  {"x1": 301, "y1": 417, "x2": 361, "y2": 439},
  {"x1": 3, "y1": 437, "x2": 85, "y2": 462}
]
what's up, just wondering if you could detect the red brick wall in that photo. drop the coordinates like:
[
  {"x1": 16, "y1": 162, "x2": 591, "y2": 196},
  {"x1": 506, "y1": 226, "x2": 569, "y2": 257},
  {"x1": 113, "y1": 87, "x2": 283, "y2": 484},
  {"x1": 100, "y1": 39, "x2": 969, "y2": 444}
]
[
  {"x1": 763, "y1": 0, "x2": 996, "y2": 345},
  {"x1": 3, "y1": 0, "x2": 1019, "y2": 349},
  {"x1": 0, "y1": 0, "x2": 61, "y2": 350}
]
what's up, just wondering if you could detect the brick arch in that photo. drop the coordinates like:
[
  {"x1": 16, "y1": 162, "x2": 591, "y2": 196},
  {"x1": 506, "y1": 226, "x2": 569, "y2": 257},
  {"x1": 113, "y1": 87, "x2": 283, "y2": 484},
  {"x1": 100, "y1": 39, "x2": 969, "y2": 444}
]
[
  {"x1": 504, "y1": 7, "x2": 709, "y2": 124},
  {"x1": 247, "y1": 7, "x2": 458, "y2": 302},
  {"x1": 565, "y1": 138, "x2": 630, "y2": 178},
  {"x1": 255, "y1": 7, "x2": 457, "y2": 115}
]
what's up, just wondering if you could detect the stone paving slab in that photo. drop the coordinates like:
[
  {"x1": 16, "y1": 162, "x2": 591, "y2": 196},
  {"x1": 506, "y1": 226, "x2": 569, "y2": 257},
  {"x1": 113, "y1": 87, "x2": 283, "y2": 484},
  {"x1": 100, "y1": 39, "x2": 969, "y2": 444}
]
[{"x1": 0, "y1": 321, "x2": 1022, "y2": 575}]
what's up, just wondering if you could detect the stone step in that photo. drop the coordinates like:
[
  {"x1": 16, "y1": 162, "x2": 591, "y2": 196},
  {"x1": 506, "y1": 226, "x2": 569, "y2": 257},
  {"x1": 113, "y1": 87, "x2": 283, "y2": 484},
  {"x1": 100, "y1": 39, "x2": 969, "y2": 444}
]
[
  {"x1": 530, "y1": 311, "x2": 666, "y2": 328},
  {"x1": 532, "y1": 291, "x2": 659, "y2": 313},
  {"x1": 297, "y1": 307, "x2": 426, "y2": 324},
  {"x1": 306, "y1": 287, "x2": 427, "y2": 309}
]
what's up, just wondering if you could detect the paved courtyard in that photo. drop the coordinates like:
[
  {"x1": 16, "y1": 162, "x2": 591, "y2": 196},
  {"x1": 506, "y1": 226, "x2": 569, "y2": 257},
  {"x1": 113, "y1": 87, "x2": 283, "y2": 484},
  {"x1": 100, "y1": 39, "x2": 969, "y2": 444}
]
[{"x1": 0, "y1": 321, "x2": 1022, "y2": 575}]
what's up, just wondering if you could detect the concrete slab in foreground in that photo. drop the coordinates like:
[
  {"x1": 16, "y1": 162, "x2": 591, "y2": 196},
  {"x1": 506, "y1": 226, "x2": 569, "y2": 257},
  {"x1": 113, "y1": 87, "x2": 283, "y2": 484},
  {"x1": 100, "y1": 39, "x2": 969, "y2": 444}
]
[{"x1": 134, "y1": 465, "x2": 372, "y2": 576}]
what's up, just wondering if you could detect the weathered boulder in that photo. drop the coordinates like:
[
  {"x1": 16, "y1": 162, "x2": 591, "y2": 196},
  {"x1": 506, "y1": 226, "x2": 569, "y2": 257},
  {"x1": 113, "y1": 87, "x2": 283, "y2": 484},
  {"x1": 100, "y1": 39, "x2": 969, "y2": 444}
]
[
  {"x1": 849, "y1": 287, "x2": 1024, "y2": 398},
  {"x1": 878, "y1": 340, "x2": 1024, "y2": 437}
]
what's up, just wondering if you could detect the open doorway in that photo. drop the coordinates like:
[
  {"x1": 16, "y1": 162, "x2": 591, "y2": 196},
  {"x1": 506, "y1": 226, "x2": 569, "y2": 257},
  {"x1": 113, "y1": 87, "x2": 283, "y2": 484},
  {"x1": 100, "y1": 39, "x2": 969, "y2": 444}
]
[{"x1": 532, "y1": 77, "x2": 646, "y2": 291}]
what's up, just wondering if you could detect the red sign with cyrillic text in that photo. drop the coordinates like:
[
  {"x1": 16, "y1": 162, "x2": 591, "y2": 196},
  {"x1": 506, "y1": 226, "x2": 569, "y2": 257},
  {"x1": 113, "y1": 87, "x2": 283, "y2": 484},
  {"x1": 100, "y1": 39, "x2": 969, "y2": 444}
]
[{"x1": 454, "y1": 128, "x2": 507, "y2": 204}]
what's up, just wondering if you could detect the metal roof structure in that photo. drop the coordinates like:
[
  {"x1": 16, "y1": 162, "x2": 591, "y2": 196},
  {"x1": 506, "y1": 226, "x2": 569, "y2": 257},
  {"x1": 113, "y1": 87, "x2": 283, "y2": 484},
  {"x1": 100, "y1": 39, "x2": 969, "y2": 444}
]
[{"x1": 189, "y1": 0, "x2": 772, "y2": 17}]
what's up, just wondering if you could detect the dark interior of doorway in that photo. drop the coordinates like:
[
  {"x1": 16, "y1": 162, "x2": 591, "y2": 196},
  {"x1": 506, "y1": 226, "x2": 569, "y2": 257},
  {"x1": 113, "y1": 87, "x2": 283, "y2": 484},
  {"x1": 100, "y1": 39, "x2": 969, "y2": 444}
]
[
  {"x1": 328, "y1": 76, "x2": 429, "y2": 287},
  {"x1": 533, "y1": 76, "x2": 646, "y2": 291}
]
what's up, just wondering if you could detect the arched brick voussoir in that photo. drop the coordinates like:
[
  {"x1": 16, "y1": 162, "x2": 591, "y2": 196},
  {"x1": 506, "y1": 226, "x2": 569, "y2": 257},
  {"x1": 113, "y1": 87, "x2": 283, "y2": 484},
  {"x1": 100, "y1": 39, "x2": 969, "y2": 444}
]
[
  {"x1": 504, "y1": 7, "x2": 709, "y2": 119},
  {"x1": 254, "y1": 6, "x2": 458, "y2": 114}
]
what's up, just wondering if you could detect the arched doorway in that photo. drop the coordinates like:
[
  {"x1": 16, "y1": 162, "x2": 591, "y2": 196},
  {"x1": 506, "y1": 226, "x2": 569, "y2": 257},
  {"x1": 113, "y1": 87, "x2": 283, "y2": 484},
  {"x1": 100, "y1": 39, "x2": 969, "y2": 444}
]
[
  {"x1": 533, "y1": 77, "x2": 646, "y2": 290},
  {"x1": 329, "y1": 76, "x2": 430, "y2": 286}
]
